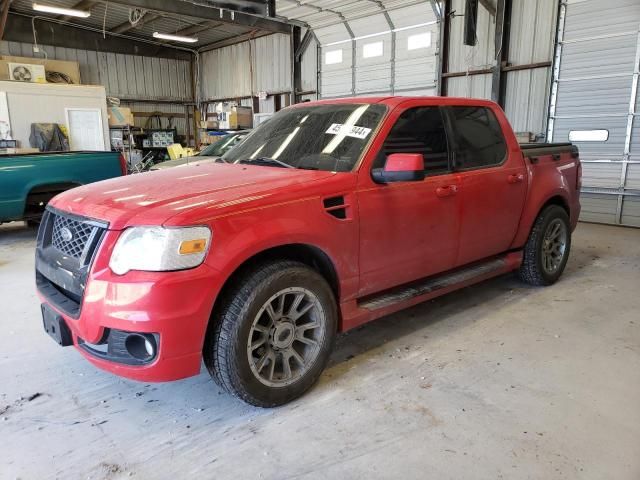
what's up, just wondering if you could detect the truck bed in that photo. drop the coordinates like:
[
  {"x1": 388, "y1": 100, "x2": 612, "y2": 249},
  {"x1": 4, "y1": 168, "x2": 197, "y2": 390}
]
[
  {"x1": 0, "y1": 151, "x2": 124, "y2": 223},
  {"x1": 520, "y1": 142, "x2": 579, "y2": 159}
]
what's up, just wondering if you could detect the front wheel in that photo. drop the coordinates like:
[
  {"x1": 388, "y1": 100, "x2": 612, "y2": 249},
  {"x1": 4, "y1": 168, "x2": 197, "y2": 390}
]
[
  {"x1": 204, "y1": 260, "x2": 337, "y2": 407},
  {"x1": 519, "y1": 205, "x2": 572, "y2": 286}
]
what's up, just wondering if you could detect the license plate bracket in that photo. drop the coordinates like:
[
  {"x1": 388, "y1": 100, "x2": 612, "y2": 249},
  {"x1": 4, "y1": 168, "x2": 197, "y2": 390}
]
[{"x1": 41, "y1": 304, "x2": 73, "y2": 347}]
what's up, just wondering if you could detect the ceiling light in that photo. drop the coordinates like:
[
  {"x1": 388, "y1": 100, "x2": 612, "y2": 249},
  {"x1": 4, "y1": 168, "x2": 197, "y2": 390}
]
[
  {"x1": 32, "y1": 3, "x2": 91, "y2": 17},
  {"x1": 153, "y1": 32, "x2": 198, "y2": 43}
]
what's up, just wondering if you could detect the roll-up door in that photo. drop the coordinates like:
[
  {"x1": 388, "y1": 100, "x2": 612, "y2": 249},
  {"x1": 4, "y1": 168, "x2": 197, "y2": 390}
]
[{"x1": 548, "y1": 0, "x2": 640, "y2": 226}]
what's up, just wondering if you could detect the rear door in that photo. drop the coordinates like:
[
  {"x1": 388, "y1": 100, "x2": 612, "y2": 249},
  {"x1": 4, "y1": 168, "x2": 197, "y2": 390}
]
[
  {"x1": 357, "y1": 104, "x2": 461, "y2": 296},
  {"x1": 445, "y1": 106, "x2": 527, "y2": 266}
]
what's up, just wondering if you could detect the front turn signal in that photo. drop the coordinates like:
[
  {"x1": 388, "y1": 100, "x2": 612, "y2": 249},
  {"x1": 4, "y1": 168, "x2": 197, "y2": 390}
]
[{"x1": 179, "y1": 239, "x2": 208, "y2": 255}]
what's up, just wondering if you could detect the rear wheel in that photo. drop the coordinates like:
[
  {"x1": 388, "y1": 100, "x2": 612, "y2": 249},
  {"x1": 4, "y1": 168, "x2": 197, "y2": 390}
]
[
  {"x1": 519, "y1": 205, "x2": 571, "y2": 286},
  {"x1": 204, "y1": 260, "x2": 337, "y2": 407}
]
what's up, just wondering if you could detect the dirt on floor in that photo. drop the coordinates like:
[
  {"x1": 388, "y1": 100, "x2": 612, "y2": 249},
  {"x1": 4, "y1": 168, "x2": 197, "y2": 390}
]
[{"x1": 0, "y1": 221, "x2": 639, "y2": 480}]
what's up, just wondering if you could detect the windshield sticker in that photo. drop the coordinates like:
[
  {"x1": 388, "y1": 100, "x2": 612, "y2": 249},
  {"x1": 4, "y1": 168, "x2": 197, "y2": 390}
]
[{"x1": 325, "y1": 123, "x2": 372, "y2": 140}]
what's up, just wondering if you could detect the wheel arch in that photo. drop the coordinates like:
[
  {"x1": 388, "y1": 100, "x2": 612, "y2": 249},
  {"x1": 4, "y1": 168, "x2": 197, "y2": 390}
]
[
  {"x1": 512, "y1": 191, "x2": 571, "y2": 249},
  {"x1": 204, "y1": 243, "x2": 340, "y2": 345},
  {"x1": 540, "y1": 194, "x2": 570, "y2": 216},
  {"x1": 23, "y1": 181, "x2": 83, "y2": 214},
  {"x1": 221, "y1": 243, "x2": 340, "y2": 299}
]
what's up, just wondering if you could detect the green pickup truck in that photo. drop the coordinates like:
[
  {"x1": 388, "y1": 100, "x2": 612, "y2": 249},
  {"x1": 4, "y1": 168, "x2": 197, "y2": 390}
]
[{"x1": 0, "y1": 151, "x2": 126, "y2": 224}]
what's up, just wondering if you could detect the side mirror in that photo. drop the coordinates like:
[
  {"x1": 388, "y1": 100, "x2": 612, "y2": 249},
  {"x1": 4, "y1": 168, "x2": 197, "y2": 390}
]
[{"x1": 372, "y1": 153, "x2": 425, "y2": 184}]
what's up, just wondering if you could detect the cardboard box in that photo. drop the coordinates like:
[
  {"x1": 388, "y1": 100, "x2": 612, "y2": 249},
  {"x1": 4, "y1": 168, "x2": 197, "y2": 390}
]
[
  {"x1": 200, "y1": 120, "x2": 219, "y2": 130},
  {"x1": 0, "y1": 147, "x2": 40, "y2": 155},
  {"x1": 0, "y1": 56, "x2": 81, "y2": 84},
  {"x1": 108, "y1": 107, "x2": 134, "y2": 127},
  {"x1": 217, "y1": 106, "x2": 253, "y2": 129}
]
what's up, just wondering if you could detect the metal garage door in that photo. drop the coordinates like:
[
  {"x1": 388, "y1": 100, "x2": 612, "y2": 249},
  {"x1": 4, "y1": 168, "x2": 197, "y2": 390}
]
[
  {"x1": 548, "y1": 0, "x2": 640, "y2": 226},
  {"x1": 316, "y1": 3, "x2": 440, "y2": 99}
]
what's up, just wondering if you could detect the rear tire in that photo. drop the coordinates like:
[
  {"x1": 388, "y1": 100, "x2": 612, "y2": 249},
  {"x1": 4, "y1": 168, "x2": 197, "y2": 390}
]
[
  {"x1": 203, "y1": 260, "x2": 337, "y2": 407},
  {"x1": 518, "y1": 205, "x2": 571, "y2": 286}
]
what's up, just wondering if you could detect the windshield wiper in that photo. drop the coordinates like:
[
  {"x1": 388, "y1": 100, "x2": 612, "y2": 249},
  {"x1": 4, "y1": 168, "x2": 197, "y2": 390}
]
[{"x1": 238, "y1": 157, "x2": 294, "y2": 169}]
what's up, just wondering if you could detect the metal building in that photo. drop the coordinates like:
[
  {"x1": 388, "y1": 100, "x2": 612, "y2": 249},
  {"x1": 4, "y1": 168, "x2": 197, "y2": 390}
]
[{"x1": 2, "y1": 0, "x2": 639, "y2": 226}]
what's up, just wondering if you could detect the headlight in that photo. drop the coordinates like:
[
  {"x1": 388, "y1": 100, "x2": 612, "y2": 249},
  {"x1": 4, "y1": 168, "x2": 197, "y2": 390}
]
[{"x1": 109, "y1": 226, "x2": 211, "y2": 275}]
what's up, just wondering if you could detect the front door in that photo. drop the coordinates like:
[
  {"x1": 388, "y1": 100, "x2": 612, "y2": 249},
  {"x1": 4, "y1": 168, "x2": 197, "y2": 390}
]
[
  {"x1": 445, "y1": 106, "x2": 528, "y2": 266},
  {"x1": 357, "y1": 105, "x2": 461, "y2": 296}
]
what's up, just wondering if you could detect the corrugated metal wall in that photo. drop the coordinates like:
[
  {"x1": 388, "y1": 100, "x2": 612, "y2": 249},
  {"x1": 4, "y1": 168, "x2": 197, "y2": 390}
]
[
  {"x1": 200, "y1": 33, "x2": 292, "y2": 100},
  {"x1": 446, "y1": 0, "x2": 556, "y2": 137},
  {"x1": 549, "y1": 0, "x2": 640, "y2": 226},
  {"x1": 0, "y1": 40, "x2": 193, "y2": 102},
  {"x1": 446, "y1": 0, "x2": 495, "y2": 100},
  {"x1": 301, "y1": 36, "x2": 318, "y2": 95},
  {"x1": 503, "y1": 0, "x2": 557, "y2": 135}
]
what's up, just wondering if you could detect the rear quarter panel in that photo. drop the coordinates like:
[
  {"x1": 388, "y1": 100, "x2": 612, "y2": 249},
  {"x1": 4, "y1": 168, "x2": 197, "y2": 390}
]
[
  {"x1": 510, "y1": 151, "x2": 581, "y2": 249},
  {"x1": 0, "y1": 151, "x2": 122, "y2": 222}
]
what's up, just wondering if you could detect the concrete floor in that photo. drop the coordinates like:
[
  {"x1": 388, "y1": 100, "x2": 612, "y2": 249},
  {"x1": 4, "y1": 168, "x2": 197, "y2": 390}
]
[{"x1": 0, "y1": 221, "x2": 638, "y2": 480}]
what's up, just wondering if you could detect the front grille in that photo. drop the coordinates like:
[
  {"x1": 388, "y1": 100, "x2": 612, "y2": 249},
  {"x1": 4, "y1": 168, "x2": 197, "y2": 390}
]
[
  {"x1": 51, "y1": 214, "x2": 96, "y2": 259},
  {"x1": 36, "y1": 208, "x2": 108, "y2": 317}
]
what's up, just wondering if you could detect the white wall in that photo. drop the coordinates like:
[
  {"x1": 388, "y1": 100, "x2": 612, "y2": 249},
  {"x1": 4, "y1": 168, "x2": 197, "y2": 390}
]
[{"x1": 0, "y1": 81, "x2": 109, "y2": 150}]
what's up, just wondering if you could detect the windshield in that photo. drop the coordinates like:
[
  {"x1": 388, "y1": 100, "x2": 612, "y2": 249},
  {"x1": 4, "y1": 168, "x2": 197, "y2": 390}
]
[
  {"x1": 199, "y1": 132, "x2": 247, "y2": 157},
  {"x1": 223, "y1": 103, "x2": 386, "y2": 172}
]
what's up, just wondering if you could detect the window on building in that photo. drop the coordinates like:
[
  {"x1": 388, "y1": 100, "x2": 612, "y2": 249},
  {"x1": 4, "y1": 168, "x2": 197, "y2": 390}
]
[
  {"x1": 363, "y1": 41, "x2": 383, "y2": 58},
  {"x1": 568, "y1": 129, "x2": 609, "y2": 142},
  {"x1": 325, "y1": 49, "x2": 343, "y2": 65},
  {"x1": 374, "y1": 107, "x2": 450, "y2": 175},
  {"x1": 407, "y1": 32, "x2": 431, "y2": 50},
  {"x1": 447, "y1": 106, "x2": 507, "y2": 170}
]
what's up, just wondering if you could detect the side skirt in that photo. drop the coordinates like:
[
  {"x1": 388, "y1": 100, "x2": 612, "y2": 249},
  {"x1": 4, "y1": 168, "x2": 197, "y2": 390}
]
[{"x1": 339, "y1": 251, "x2": 523, "y2": 332}]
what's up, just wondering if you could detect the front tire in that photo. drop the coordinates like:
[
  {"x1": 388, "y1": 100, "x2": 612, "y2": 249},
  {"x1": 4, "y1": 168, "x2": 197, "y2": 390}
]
[
  {"x1": 204, "y1": 260, "x2": 337, "y2": 407},
  {"x1": 518, "y1": 205, "x2": 571, "y2": 286}
]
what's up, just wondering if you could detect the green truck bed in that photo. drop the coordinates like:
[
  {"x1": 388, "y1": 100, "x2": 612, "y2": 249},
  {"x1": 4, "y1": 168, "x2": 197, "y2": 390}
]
[{"x1": 0, "y1": 151, "x2": 124, "y2": 223}]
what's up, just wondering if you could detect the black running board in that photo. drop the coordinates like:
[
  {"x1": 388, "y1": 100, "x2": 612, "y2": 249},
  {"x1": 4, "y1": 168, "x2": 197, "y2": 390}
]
[{"x1": 358, "y1": 257, "x2": 508, "y2": 311}]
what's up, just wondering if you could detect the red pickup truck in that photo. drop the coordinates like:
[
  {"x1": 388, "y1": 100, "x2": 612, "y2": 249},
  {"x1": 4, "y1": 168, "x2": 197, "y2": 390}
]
[{"x1": 36, "y1": 97, "x2": 581, "y2": 407}]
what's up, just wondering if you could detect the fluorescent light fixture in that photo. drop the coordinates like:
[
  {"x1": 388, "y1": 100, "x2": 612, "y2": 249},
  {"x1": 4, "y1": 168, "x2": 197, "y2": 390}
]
[
  {"x1": 32, "y1": 2, "x2": 91, "y2": 17},
  {"x1": 153, "y1": 32, "x2": 198, "y2": 43}
]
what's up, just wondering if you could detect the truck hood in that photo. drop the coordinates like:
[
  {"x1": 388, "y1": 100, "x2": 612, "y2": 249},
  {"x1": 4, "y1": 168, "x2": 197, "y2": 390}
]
[{"x1": 50, "y1": 163, "x2": 335, "y2": 230}]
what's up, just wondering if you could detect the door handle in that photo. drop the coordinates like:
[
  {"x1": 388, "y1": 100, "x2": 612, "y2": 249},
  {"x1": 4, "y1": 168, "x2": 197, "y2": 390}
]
[
  {"x1": 508, "y1": 173, "x2": 524, "y2": 184},
  {"x1": 436, "y1": 185, "x2": 458, "y2": 198}
]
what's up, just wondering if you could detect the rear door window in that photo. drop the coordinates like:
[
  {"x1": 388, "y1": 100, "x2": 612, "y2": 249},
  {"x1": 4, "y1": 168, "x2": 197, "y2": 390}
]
[
  {"x1": 374, "y1": 106, "x2": 450, "y2": 175},
  {"x1": 447, "y1": 106, "x2": 507, "y2": 170}
]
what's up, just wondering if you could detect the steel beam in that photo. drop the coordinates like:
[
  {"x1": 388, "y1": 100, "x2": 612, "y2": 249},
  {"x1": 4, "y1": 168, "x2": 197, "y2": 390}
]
[
  {"x1": 0, "y1": 0, "x2": 10, "y2": 41},
  {"x1": 58, "y1": 0, "x2": 97, "y2": 23},
  {"x1": 439, "y1": 0, "x2": 452, "y2": 96},
  {"x1": 96, "y1": 0, "x2": 291, "y2": 34},
  {"x1": 478, "y1": 0, "x2": 496, "y2": 17},
  {"x1": 546, "y1": 1, "x2": 567, "y2": 142},
  {"x1": 5, "y1": 12, "x2": 193, "y2": 59},
  {"x1": 198, "y1": 30, "x2": 270, "y2": 51},
  {"x1": 491, "y1": 0, "x2": 511, "y2": 106},
  {"x1": 292, "y1": 25, "x2": 301, "y2": 104},
  {"x1": 295, "y1": 29, "x2": 313, "y2": 62}
]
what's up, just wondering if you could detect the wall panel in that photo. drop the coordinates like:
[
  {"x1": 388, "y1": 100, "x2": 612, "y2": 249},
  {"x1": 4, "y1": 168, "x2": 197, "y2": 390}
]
[{"x1": 0, "y1": 40, "x2": 192, "y2": 101}]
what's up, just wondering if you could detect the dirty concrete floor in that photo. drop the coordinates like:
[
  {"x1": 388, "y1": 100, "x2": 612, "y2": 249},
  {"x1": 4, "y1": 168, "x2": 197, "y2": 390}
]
[{"x1": 0, "y1": 222, "x2": 638, "y2": 480}]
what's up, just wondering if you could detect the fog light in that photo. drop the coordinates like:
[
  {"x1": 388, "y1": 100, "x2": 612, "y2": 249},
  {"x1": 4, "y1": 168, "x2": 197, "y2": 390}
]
[{"x1": 125, "y1": 333, "x2": 156, "y2": 361}]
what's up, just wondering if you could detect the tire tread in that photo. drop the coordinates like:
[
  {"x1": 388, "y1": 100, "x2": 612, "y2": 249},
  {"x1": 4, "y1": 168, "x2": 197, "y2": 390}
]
[
  {"x1": 204, "y1": 260, "x2": 332, "y2": 407},
  {"x1": 518, "y1": 205, "x2": 570, "y2": 286}
]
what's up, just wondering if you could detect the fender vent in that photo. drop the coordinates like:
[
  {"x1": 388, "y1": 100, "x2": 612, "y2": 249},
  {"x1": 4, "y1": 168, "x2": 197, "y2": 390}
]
[{"x1": 323, "y1": 196, "x2": 348, "y2": 220}]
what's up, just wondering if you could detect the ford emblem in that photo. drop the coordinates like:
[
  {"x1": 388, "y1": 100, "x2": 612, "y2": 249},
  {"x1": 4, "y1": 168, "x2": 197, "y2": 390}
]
[{"x1": 60, "y1": 227, "x2": 74, "y2": 242}]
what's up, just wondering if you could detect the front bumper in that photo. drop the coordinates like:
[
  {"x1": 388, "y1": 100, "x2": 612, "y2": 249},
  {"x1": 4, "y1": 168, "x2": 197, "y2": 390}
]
[{"x1": 37, "y1": 228, "x2": 222, "y2": 382}]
